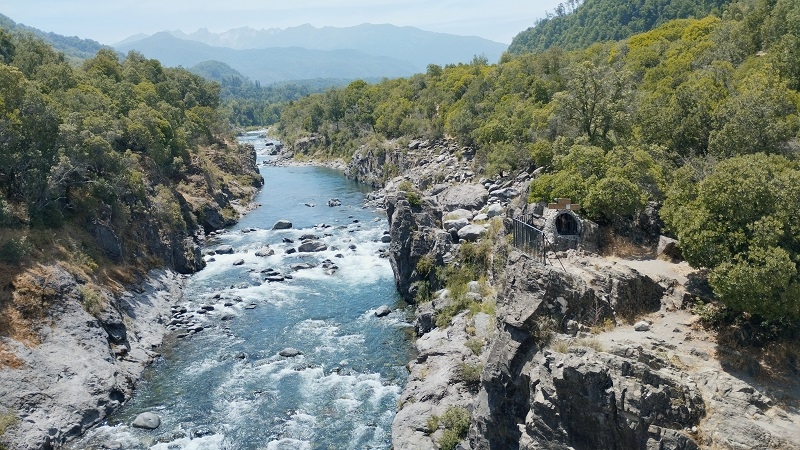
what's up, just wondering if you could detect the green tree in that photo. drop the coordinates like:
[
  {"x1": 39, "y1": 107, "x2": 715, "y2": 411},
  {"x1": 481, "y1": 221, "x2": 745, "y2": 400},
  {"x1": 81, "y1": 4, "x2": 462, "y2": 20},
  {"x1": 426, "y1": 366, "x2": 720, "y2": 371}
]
[{"x1": 662, "y1": 153, "x2": 800, "y2": 320}]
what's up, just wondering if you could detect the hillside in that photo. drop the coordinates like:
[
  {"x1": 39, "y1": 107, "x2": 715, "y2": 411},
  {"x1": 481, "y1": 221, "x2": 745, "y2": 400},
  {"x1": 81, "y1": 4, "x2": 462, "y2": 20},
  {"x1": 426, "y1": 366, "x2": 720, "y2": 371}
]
[
  {"x1": 276, "y1": 0, "x2": 800, "y2": 345},
  {"x1": 124, "y1": 23, "x2": 508, "y2": 73},
  {"x1": 114, "y1": 32, "x2": 418, "y2": 84},
  {"x1": 0, "y1": 13, "x2": 107, "y2": 61},
  {"x1": 508, "y1": 0, "x2": 731, "y2": 54}
]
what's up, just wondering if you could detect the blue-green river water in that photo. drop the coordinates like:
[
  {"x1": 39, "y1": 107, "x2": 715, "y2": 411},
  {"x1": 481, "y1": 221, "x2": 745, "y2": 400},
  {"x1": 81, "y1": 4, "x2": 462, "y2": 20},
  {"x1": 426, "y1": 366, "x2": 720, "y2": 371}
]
[{"x1": 69, "y1": 135, "x2": 414, "y2": 449}]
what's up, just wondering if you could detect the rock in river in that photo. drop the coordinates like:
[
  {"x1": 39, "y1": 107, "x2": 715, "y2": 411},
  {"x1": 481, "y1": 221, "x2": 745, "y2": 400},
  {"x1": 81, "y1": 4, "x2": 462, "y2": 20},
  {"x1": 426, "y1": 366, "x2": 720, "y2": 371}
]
[
  {"x1": 298, "y1": 241, "x2": 328, "y2": 252},
  {"x1": 132, "y1": 412, "x2": 161, "y2": 430},
  {"x1": 255, "y1": 246, "x2": 275, "y2": 257},
  {"x1": 279, "y1": 347, "x2": 302, "y2": 357},
  {"x1": 216, "y1": 245, "x2": 234, "y2": 254},
  {"x1": 375, "y1": 305, "x2": 391, "y2": 317},
  {"x1": 272, "y1": 220, "x2": 293, "y2": 230}
]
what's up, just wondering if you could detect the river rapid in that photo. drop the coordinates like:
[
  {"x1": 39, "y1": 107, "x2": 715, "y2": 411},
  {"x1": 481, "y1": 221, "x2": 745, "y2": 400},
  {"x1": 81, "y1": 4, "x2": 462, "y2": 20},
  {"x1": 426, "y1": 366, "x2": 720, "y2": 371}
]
[{"x1": 68, "y1": 134, "x2": 414, "y2": 450}]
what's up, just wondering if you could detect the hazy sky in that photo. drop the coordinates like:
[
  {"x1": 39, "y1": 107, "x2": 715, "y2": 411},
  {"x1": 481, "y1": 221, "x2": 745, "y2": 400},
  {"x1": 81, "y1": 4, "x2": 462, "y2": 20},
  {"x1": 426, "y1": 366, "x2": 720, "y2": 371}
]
[{"x1": 2, "y1": 0, "x2": 564, "y2": 45}]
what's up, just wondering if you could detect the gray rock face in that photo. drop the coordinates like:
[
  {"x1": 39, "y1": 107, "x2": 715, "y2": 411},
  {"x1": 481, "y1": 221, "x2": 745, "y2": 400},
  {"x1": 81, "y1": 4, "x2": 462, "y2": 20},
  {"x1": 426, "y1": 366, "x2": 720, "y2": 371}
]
[
  {"x1": 132, "y1": 412, "x2": 161, "y2": 430},
  {"x1": 0, "y1": 269, "x2": 183, "y2": 450},
  {"x1": 385, "y1": 192, "x2": 453, "y2": 301},
  {"x1": 512, "y1": 347, "x2": 704, "y2": 450},
  {"x1": 297, "y1": 241, "x2": 328, "y2": 252},
  {"x1": 436, "y1": 183, "x2": 488, "y2": 212},
  {"x1": 470, "y1": 252, "x2": 672, "y2": 449},
  {"x1": 272, "y1": 220, "x2": 293, "y2": 230},
  {"x1": 92, "y1": 222, "x2": 123, "y2": 262},
  {"x1": 457, "y1": 224, "x2": 487, "y2": 242}
]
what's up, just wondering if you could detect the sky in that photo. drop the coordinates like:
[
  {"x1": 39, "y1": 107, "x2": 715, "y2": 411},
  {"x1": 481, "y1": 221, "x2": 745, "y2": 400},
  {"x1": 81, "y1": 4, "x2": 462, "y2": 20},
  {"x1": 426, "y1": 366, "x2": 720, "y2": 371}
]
[{"x1": 1, "y1": 0, "x2": 564, "y2": 45}]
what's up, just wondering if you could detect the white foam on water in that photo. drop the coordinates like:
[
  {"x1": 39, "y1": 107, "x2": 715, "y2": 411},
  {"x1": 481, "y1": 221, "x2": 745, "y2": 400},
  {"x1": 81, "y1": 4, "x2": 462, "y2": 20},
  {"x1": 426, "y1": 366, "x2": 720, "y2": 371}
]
[
  {"x1": 181, "y1": 356, "x2": 224, "y2": 377},
  {"x1": 264, "y1": 438, "x2": 312, "y2": 450},
  {"x1": 149, "y1": 432, "x2": 226, "y2": 450}
]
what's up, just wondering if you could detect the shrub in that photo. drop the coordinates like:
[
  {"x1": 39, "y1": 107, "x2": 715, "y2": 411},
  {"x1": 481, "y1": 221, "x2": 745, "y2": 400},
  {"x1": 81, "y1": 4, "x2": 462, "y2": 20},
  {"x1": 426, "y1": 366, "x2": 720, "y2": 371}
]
[
  {"x1": 79, "y1": 285, "x2": 105, "y2": 316},
  {"x1": 406, "y1": 191, "x2": 422, "y2": 207},
  {"x1": 437, "y1": 406, "x2": 471, "y2": 450},
  {"x1": 415, "y1": 255, "x2": 435, "y2": 277},
  {"x1": 456, "y1": 362, "x2": 483, "y2": 390},
  {"x1": 465, "y1": 338, "x2": 484, "y2": 356},
  {"x1": 0, "y1": 238, "x2": 29, "y2": 264}
]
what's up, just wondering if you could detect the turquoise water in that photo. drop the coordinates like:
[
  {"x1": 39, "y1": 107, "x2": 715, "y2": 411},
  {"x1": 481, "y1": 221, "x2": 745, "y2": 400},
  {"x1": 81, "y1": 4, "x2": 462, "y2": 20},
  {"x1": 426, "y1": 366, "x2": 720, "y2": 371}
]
[{"x1": 69, "y1": 137, "x2": 413, "y2": 449}]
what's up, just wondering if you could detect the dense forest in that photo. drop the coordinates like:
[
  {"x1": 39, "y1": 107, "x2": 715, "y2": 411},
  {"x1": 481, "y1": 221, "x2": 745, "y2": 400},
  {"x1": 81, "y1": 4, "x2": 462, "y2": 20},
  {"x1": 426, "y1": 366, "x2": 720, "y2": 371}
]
[
  {"x1": 0, "y1": 26, "x2": 261, "y2": 341},
  {"x1": 276, "y1": 0, "x2": 800, "y2": 327},
  {"x1": 508, "y1": 0, "x2": 731, "y2": 54}
]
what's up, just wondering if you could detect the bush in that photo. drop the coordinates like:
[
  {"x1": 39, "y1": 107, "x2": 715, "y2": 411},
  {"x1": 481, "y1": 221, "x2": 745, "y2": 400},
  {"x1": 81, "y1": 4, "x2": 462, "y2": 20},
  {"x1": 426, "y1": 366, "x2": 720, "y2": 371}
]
[
  {"x1": 79, "y1": 285, "x2": 105, "y2": 316},
  {"x1": 662, "y1": 154, "x2": 800, "y2": 321},
  {"x1": 437, "y1": 406, "x2": 471, "y2": 450},
  {"x1": 406, "y1": 191, "x2": 422, "y2": 207},
  {"x1": 0, "y1": 238, "x2": 29, "y2": 264},
  {"x1": 456, "y1": 362, "x2": 483, "y2": 391},
  {"x1": 465, "y1": 337, "x2": 484, "y2": 356}
]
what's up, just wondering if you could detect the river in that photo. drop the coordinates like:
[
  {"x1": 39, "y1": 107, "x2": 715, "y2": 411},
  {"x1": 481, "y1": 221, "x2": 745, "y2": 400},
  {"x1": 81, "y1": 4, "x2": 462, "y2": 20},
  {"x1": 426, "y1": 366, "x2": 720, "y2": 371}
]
[{"x1": 68, "y1": 135, "x2": 414, "y2": 449}]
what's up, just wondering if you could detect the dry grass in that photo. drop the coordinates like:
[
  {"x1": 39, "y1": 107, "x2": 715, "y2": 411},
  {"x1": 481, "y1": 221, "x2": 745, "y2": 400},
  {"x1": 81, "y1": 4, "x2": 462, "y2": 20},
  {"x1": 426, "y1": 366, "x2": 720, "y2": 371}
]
[
  {"x1": 600, "y1": 228, "x2": 654, "y2": 259},
  {"x1": 550, "y1": 338, "x2": 606, "y2": 353},
  {"x1": 0, "y1": 342, "x2": 24, "y2": 369}
]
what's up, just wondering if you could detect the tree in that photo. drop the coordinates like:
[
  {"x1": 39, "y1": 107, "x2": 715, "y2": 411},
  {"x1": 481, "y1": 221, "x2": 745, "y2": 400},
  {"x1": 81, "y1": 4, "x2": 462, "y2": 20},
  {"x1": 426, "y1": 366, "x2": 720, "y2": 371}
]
[
  {"x1": 553, "y1": 61, "x2": 632, "y2": 145},
  {"x1": 661, "y1": 153, "x2": 800, "y2": 320}
]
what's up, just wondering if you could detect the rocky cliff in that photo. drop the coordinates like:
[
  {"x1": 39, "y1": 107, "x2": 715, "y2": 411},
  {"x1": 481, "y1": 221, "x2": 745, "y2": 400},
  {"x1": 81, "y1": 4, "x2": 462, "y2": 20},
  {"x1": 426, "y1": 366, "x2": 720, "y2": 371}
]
[
  {"x1": 337, "y1": 136, "x2": 799, "y2": 450},
  {"x1": 0, "y1": 269, "x2": 184, "y2": 449}
]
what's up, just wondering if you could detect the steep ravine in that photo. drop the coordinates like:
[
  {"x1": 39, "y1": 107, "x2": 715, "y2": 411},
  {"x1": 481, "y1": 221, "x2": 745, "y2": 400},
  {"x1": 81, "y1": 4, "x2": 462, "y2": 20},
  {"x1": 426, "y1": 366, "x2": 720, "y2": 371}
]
[{"x1": 320, "y1": 138, "x2": 800, "y2": 449}]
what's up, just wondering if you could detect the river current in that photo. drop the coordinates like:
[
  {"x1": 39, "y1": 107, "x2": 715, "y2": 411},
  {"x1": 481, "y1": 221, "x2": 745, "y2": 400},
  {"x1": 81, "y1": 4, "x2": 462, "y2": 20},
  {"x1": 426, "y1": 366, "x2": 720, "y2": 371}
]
[{"x1": 69, "y1": 135, "x2": 414, "y2": 449}]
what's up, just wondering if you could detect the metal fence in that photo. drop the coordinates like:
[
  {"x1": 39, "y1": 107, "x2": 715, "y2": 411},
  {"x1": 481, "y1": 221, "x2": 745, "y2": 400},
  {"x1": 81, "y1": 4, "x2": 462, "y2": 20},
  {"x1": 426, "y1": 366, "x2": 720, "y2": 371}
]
[{"x1": 512, "y1": 214, "x2": 546, "y2": 265}]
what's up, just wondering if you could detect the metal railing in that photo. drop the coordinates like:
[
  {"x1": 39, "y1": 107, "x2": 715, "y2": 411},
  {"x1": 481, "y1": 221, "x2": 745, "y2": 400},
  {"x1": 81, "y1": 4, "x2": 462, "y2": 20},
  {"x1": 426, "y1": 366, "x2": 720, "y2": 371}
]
[{"x1": 512, "y1": 214, "x2": 546, "y2": 265}]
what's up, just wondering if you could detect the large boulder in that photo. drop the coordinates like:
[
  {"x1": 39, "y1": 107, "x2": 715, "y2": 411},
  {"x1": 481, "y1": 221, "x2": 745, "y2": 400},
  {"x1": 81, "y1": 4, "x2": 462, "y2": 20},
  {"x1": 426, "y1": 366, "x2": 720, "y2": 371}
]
[
  {"x1": 297, "y1": 241, "x2": 328, "y2": 252},
  {"x1": 436, "y1": 183, "x2": 488, "y2": 212},
  {"x1": 215, "y1": 245, "x2": 234, "y2": 255},
  {"x1": 443, "y1": 217, "x2": 470, "y2": 232},
  {"x1": 272, "y1": 220, "x2": 293, "y2": 230},
  {"x1": 444, "y1": 209, "x2": 474, "y2": 221},
  {"x1": 132, "y1": 412, "x2": 161, "y2": 430},
  {"x1": 486, "y1": 203, "x2": 504, "y2": 218},
  {"x1": 254, "y1": 247, "x2": 275, "y2": 257},
  {"x1": 657, "y1": 235, "x2": 682, "y2": 261},
  {"x1": 457, "y1": 224, "x2": 487, "y2": 242}
]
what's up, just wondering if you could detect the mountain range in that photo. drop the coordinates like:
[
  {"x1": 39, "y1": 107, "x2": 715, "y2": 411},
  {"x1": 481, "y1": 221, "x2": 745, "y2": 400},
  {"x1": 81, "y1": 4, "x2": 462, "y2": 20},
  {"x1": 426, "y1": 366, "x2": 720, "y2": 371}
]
[{"x1": 115, "y1": 24, "x2": 507, "y2": 84}]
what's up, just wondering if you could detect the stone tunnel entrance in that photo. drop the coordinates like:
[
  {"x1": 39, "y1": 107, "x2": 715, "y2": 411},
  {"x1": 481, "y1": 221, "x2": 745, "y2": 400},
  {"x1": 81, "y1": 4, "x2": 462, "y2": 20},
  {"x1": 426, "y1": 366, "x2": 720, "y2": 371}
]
[{"x1": 555, "y1": 212, "x2": 578, "y2": 235}]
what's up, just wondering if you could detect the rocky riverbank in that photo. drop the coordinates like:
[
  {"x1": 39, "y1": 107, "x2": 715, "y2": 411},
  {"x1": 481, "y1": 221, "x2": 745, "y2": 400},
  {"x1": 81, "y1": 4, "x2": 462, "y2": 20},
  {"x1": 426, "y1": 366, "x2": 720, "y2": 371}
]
[
  {"x1": 0, "y1": 270, "x2": 184, "y2": 449},
  {"x1": 314, "y1": 136, "x2": 800, "y2": 449}
]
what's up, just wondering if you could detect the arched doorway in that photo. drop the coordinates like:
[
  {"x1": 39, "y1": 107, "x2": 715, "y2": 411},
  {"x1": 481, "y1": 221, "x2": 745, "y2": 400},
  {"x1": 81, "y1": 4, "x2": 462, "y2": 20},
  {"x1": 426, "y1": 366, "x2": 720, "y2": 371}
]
[{"x1": 555, "y1": 213, "x2": 578, "y2": 235}]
